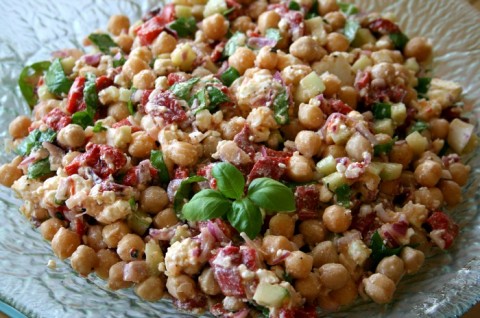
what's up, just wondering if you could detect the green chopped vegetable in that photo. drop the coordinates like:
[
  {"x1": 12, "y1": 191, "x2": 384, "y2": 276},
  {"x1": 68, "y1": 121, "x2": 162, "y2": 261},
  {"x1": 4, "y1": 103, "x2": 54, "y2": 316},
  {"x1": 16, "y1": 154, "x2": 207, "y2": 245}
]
[
  {"x1": 45, "y1": 59, "x2": 73, "y2": 96},
  {"x1": 223, "y1": 32, "x2": 245, "y2": 58},
  {"x1": 169, "y1": 77, "x2": 199, "y2": 100},
  {"x1": 220, "y1": 66, "x2": 240, "y2": 87},
  {"x1": 72, "y1": 73, "x2": 98, "y2": 129},
  {"x1": 370, "y1": 231, "x2": 403, "y2": 264},
  {"x1": 272, "y1": 88, "x2": 290, "y2": 125},
  {"x1": 27, "y1": 157, "x2": 51, "y2": 179},
  {"x1": 168, "y1": 17, "x2": 197, "y2": 38},
  {"x1": 113, "y1": 55, "x2": 127, "y2": 68},
  {"x1": 374, "y1": 139, "x2": 395, "y2": 156},
  {"x1": 288, "y1": 1, "x2": 300, "y2": 11},
  {"x1": 174, "y1": 175, "x2": 207, "y2": 217},
  {"x1": 18, "y1": 61, "x2": 52, "y2": 108},
  {"x1": 389, "y1": 32, "x2": 409, "y2": 51},
  {"x1": 306, "y1": 0, "x2": 319, "y2": 19},
  {"x1": 212, "y1": 162, "x2": 245, "y2": 200},
  {"x1": 92, "y1": 121, "x2": 107, "y2": 133},
  {"x1": 88, "y1": 33, "x2": 119, "y2": 54},
  {"x1": 128, "y1": 209, "x2": 153, "y2": 236},
  {"x1": 150, "y1": 150, "x2": 170, "y2": 184},
  {"x1": 192, "y1": 85, "x2": 230, "y2": 114},
  {"x1": 223, "y1": 7, "x2": 236, "y2": 16},
  {"x1": 335, "y1": 184, "x2": 351, "y2": 207},
  {"x1": 16, "y1": 129, "x2": 57, "y2": 156},
  {"x1": 372, "y1": 102, "x2": 392, "y2": 119},
  {"x1": 344, "y1": 19, "x2": 360, "y2": 43},
  {"x1": 338, "y1": 2, "x2": 359, "y2": 15},
  {"x1": 127, "y1": 87, "x2": 137, "y2": 115},
  {"x1": 415, "y1": 77, "x2": 432, "y2": 98},
  {"x1": 409, "y1": 120, "x2": 429, "y2": 133}
]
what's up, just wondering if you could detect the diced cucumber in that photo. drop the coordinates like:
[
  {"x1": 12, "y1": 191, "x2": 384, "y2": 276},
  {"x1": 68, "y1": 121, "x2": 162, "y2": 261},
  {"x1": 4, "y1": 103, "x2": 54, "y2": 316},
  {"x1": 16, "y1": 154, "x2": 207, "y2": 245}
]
[
  {"x1": 203, "y1": 0, "x2": 227, "y2": 17},
  {"x1": 253, "y1": 282, "x2": 290, "y2": 308},
  {"x1": 379, "y1": 163, "x2": 403, "y2": 181},
  {"x1": 373, "y1": 118, "x2": 394, "y2": 136},
  {"x1": 322, "y1": 172, "x2": 348, "y2": 192},
  {"x1": 391, "y1": 103, "x2": 407, "y2": 125},
  {"x1": 127, "y1": 209, "x2": 152, "y2": 235},
  {"x1": 316, "y1": 155, "x2": 337, "y2": 177},
  {"x1": 145, "y1": 241, "x2": 164, "y2": 276},
  {"x1": 448, "y1": 118, "x2": 476, "y2": 154},
  {"x1": 351, "y1": 28, "x2": 376, "y2": 47},
  {"x1": 405, "y1": 131, "x2": 428, "y2": 155},
  {"x1": 295, "y1": 71, "x2": 325, "y2": 103},
  {"x1": 366, "y1": 162, "x2": 384, "y2": 175},
  {"x1": 352, "y1": 55, "x2": 373, "y2": 72}
]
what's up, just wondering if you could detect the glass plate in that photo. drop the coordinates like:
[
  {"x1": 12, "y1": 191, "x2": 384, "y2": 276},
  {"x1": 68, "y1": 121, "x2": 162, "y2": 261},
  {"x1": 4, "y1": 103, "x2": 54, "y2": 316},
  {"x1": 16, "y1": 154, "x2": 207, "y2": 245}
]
[{"x1": 0, "y1": 0, "x2": 479, "y2": 317}]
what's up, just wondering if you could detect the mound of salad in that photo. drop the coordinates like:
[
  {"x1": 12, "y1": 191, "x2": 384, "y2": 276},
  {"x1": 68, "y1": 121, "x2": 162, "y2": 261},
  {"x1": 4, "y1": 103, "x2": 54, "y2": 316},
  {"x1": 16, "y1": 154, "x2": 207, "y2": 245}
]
[{"x1": 0, "y1": 0, "x2": 477, "y2": 316}]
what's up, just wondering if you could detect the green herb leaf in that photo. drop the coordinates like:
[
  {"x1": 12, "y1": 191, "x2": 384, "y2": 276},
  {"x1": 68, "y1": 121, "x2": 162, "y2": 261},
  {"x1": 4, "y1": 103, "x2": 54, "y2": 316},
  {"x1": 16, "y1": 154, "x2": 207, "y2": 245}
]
[
  {"x1": 306, "y1": 0, "x2": 319, "y2": 19},
  {"x1": 168, "y1": 17, "x2": 197, "y2": 38},
  {"x1": 150, "y1": 150, "x2": 170, "y2": 184},
  {"x1": 72, "y1": 111, "x2": 94, "y2": 129},
  {"x1": 18, "y1": 61, "x2": 52, "y2": 108},
  {"x1": 88, "y1": 33, "x2": 119, "y2": 54},
  {"x1": 170, "y1": 77, "x2": 199, "y2": 100},
  {"x1": 265, "y1": 28, "x2": 282, "y2": 44},
  {"x1": 45, "y1": 59, "x2": 73, "y2": 96},
  {"x1": 247, "y1": 178, "x2": 296, "y2": 212},
  {"x1": 372, "y1": 102, "x2": 392, "y2": 119},
  {"x1": 206, "y1": 86, "x2": 230, "y2": 107},
  {"x1": 129, "y1": 198, "x2": 137, "y2": 211},
  {"x1": 288, "y1": 1, "x2": 301, "y2": 10},
  {"x1": 113, "y1": 55, "x2": 127, "y2": 68},
  {"x1": 182, "y1": 189, "x2": 232, "y2": 221},
  {"x1": 335, "y1": 184, "x2": 351, "y2": 207},
  {"x1": 16, "y1": 129, "x2": 57, "y2": 156},
  {"x1": 92, "y1": 121, "x2": 107, "y2": 133},
  {"x1": 374, "y1": 139, "x2": 395, "y2": 156},
  {"x1": 27, "y1": 157, "x2": 51, "y2": 179},
  {"x1": 409, "y1": 120, "x2": 429, "y2": 133},
  {"x1": 415, "y1": 77, "x2": 432, "y2": 97},
  {"x1": 220, "y1": 66, "x2": 240, "y2": 87},
  {"x1": 223, "y1": 32, "x2": 246, "y2": 58},
  {"x1": 212, "y1": 162, "x2": 245, "y2": 200},
  {"x1": 72, "y1": 73, "x2": 98, "y2": 129},
  {"x1": 173, "y1": 175, "x2": 207, "y2": 217},
  {"x1": 228, "y1": 197, "x2": 262, "y2": 239},
  {"x1": 389, "y1": 32, "x2": 409, "y2": 51},
  {"x1": 338, "y1": 2, "x2": 359, "y2": 15},
  {"x1": 370, "y1": 231, "x2": 403, "y2": 264},
  {"x1": 272, "y1": 88, "x2": 290, "y2": 125},
  {"x1": 344, "y1": 19, "x2": 360, "y2": 43}
]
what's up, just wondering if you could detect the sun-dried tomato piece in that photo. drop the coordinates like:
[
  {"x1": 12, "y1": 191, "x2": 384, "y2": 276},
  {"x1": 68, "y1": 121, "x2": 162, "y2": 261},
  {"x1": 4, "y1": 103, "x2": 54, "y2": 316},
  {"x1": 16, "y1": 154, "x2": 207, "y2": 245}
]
[
  {"x1": 66, "y1": 76, "x2": 86, "y2": 113},
  {"x1": 426, "y1": 211, "x2": 459, "y2": 249},
  {"x1": 247, "y1": 156, "x2": 289, "y2": 183},
  {"x1": 368, "y1": 18, "x2": 400, "y2": 35},
  {"x1": 233, "y1": 125, "x2": 257, "y2": 158},
  {"x1": 136, "y1": 4, "x2": 175, "y2": 45},
  {"x1": 43, "y1": 108, "x2": 72, "y2": 131},
  {"x1": 295, "y1": 185, "x2": 320, "y2": 220},
  {"x1": 146, "y1": 91, "x2": 187, "y2": 124},
  {"x1": 111, "y1": 118, "x2": 142, "y2": 132},
  {"x1": 95, "y1": 75, "x2": 114, "y2": 92}
]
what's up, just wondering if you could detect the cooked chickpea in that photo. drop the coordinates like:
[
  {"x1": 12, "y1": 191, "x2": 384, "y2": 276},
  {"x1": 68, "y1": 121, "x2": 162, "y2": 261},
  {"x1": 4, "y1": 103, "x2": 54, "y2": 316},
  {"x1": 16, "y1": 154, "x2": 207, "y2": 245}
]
[
  {"x1": 228, "y1": 47, "x2": 256, "y2": 75},
  {"x1": 401, "y1": 247, "x2": 425, "y2": 274},
  {"x1": 429, "y1": 118, "x2": 449, "y2": 140},
  {"x1": 262, "y1": 235, "x2": 295, "y2": 265},
  {"x1": 115, "y1": 34, "x2": 134, "y2": 53},
  {"x1": 295, "y1": 131, "x2": 322, "y2": 158},
  {"x1": 389, "y1": 141, "x2": 413, "y2": 168},
  {"x1": 151, "y1": 32, "x2": 177, "y2": 56},
  {"x1": 51, "y1": 227, "x2": 81, "y2": 260},
  {"x1": 312, "y1": 241, "x2": 338, "y2": 267},
  {"x1": 108, "y1": 102, "x2": 130, "y2": 121},
  {"x1": 166, "y1": 141, "x2": 199, "y2": 166},
  {"x1": 414, "y1": 160, "x2": 442, "y2": 187},
  {"x1": 322, "y1": 205, "x2": 352, "y2": 233},
  {"x1": 338, "y1": 86, "x2": 358, "y2": 108},
  {"x1": 269, "y1": 214, "x2": 295, "y2": 239},
  {"x1": 290, "y1": 36, "x2": 326, "y2": 62},
  {"x1": 102, "y1": 221, "x2": 130, "y2": 248},
  {"x1": 166, "y1": 275, "x2": 197, "y2": 301},
  {"x1": 299, "y1": 220, "x2": 326, "y2": 246},
  {"x1": 108, "y1": 261, "x2": 133, "y2": 290},
  {"x1": 153, "y1": 208, "x2": 179, "y2": 229},
  {"x1": 257, "y1": 11, "x2": 281, "y2": 34},
  {"x1": 324, "y1": 11, "x2": 346, "y2": 30},
  {"x1": 323, "y1": 145, "x2": 347, "y2": 158},
  {"x1": 404, "y1": 37, "x2": 432, "y2": 62},
  {"x1": 198, "y1": 267, "x2": 221, "y2": 296},
  {"x1": 321, "y1": 73, "x2": 342, "y2": 97},
  {"x1": 255, "y1": 46, "x2": 278, "y2": 70},
  {"x1": 326, "y1": 33, "x2": 349, "y2": 53},
  {"x1": 128, "y1": 131, "x2": 155, "y2": 159},
  {"x1": 95, "y1": 249, "x2": 121, "y2": 280},
  {"x1": 286, "y1": 153, "x2": 314, "y2": 182},
  {"x1": 9, "y1": 115, "x2": 31, "y2": 139},
  {"x1": 132, "y1": 70, "x2": 156, "y2": 90},
  {"x1": 123, "y1": 260, "x2": 149, "y2": 283},
  {"x1": 449, "y1": 163, "x2": 470, "y2": 186},
  {"x1": 140, "y1": 186, "x2": 169, "y2": 214},
  {"x1": 330, "y1": 278, "x2": 358, "y2": 306},
  {"x1": 86, "y1": 225, "x2": 107, "y2": 251},
  {"x1": 438, "y1": 180, "x2": 462, "y2": 206},
  {"x1": 298, "y1": 103, "x2": 325, "y2": 130},
  {"x1": 71, "y1": 245, "x2": 99, "y2": 276},
  {"x1": 0, "y1": 163, "x2": 23, "y2": 187},
  {"x1": 345, "y1": 132, "x2": 373, "y2": 162},
  {"x1": 295, "y1": 273, "x2": 321, "y2": 302},
  {"x1": 202, "y1": 13, "x2": 228, "y2": 40},
  {"x1": 363, "y1": 273, "x2": 396, "y2": 304},
  {"x1": 123, "y1": 56, "x2": 149, "y2": 80},
  {"x1": 117, "y1": 233, "x2": 145, "y2": 261},
  {"x1": 319, "y1": 0, "x2": 339, "y2": 15},
  {"x1": 414, "y1": 187, "x2": 443, "y2": 210},
  {"x1": 39, "y1": 218, "x2": 65, "y2": 241},
  {"x1": 171, "y1": 43, "x2": 197, "y2": 72},
  {"x1": 319, "y1": 263, "x2": 349, "y2": 290},
  {"x1": 107, "y1": 15, "x2": 130, "y2": 36},
  {"x1": 376, "y1": 255, "x2": 404, "y2": 283},
  {"x1": 57, "y1": 124, "x2": 86, "y2": 149},
  {"x1": 135, "y1": 276, "x2": 165, "y2": 301},
  {"x1": 285, "y1": 251, "x2": 313, "y2": 279},
  {"x1": 232, "y1": 16, "x2": 255, "y2": 33}
]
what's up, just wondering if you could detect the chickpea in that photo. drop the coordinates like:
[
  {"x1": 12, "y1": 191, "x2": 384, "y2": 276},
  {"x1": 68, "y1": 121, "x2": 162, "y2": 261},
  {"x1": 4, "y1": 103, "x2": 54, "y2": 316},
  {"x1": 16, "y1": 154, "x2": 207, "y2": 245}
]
[
  {"x1": 345, "y1": 132, "x2": 373, "y2": 162},
  {"x1": 123, "y1": 56, "x2": 149, "y2": 80},
  {"x1": 414, "y1": 187, "x2": 444, "y2": 210},
  {"x1": 220, "y1": 117, "x2": 246, "y2": 140},
  {"x1": 86, "y1": 225, "x2": 107, "y2": 251},
  {"x1": 295, "y1": 273, "x2": 321, "y2": 302},
  {"x1": 289, "y1": 36, "x2": 326, "y2": 62},
  {"x1": 151, "y1": 32, "x2": 177, "y2": 56},
  {"x1": 286, "y1": 153, "x2": 314, "y2": 182},
  {"x1": 128, "y1": 131, "x2": 155, "y2": 159},
  {"x1": 312, "y1": 241, "x2": 338, "y2": 267},
  {"x1": 117, "y1": 233, "x2": 145, "y2": 261},
  {"x1": 326, "y1": 33, "x2": 349, "y2": 53},
  {"x1": 107, "y1": 15, "x2": 130, "y2": 36},
  {"x1": 39, "y1": 218, "x2": 65, "y2": 241},
  {"x1": 232, "y1": 16, "x2": 255, "y2": 33},
  {"x1": 108, "y1": 102, "x2": 130, "y2": 121},
  {"x1": 298, "y1": 103, "x2": 325, "y2": 130},
  {"x1": 51, "y1": 228, "x2": 81, "y2": 260},
  {"x1": 123, "y1": 260, "x2": 150, "y2": 283},
  {"x1": 323, "y1": 145, "x2": 347, "y2": 158},
  {"x1": 202, "y1": 13, "x2": 228, "y2": 40},
  {"x1": 285, "y1": 251, "x2": 313, "y2": 279},
  {"x1": 0, "y1": 163, "x2": 23, "y2": 187},
  {"x1": 401, "y1": 247, "x2": 425, "y2": 274},
  {"x1": 257, "y1": 11, "x2": 281, "y2": 34},
  {"x1": 324, "y1": 11, "x2": 346, "y2": 30},
  {"x1": 132, "y1": 70, "x2": 156, "y2": 90},
  {"x1": 299, "y1": 220, "x2": 326, "y2": 246},
  {"x1": 414, "y1": 160, "x2": 442, "y2": 187},
  {"x1": 71, "y1": 245, "x2": 99, "y2": 276},
  {"x1": 389, "y1": 141, "x2": 413, "y2": 168},
  {"x1": 429, "y1": 118, "x2": 449, "y2": 140},
  {"x1": 153, "y1": 208, "x2": 179, "y2": 229},
  {"x1": 135, "y1": 276, "x2": 165, "y2": 301},
  {"x1": 438, "y1": 180, "x2": 462, "y2": 206},
  {"x1": 166, "y1": 141, "x2": 199, "y2": 166},
  {"x1": 338, "y1": 86, "x2": 358, "y2": 108},
  {"x1": 102, "y1": 221, "x2": 130, "y2": 248},
  {"x1": 140, "y1": 186, "x2": 169, "y2": 214},
  {"x1": 295, "y1": 131, "x2": 322, "y2": 158},
  {"x1": 291, "y1": 233, "x2": 305, "y2": 249},
  {"x1": 363, "y1": 273, "x2": 396, "y2": 304},
  {"x1": 321, "y1": 73, "x2": 342, "y2": 97},
  {"x1": 322, "y1": 205, "x2": 352, "y2": 233},
  {"x1": 95, "y1": 249, "x2": 121, "y2": 280},
  {"x1": 116, "y1": 34, "x2": 134, "y2": 53},
  {"x1": 198, "y1": 267, "x2": 221, "y2": 296},
  {"x1": 318, "y1": 263, "x2": 349, "y2": 290},
  {"x1": 9, "y1": 115, "x2": 31, "y2": 139},
  {"x1": 228, "y1": 47, "x2": 256, "y2": 75},
  {"x1": 255, "y1": 46, "x2": 278, "y2": 70},
  {"x1": 57, "y1": 124, "x2": 86, "y2": 149},
  {"x1": 404, "y1": 37, "x2": 432, "y2": 62},
  {"x1": 376, "y1": 255, "x2": 404, "y2": 283},
  {"x1": 262, "y1": 235, "x2": 295, "y2": 265},
  {"x1": 449, "y1": 163, "x2": 470, "y2": 186},
  {"x1": 166, "y1": 275, "x2": 197, "y2": 301},
  {"x1": 269, "y1": 214, "x2": 295, "y2": 239},
  {"x1": 330, "y1": 278, "x2": 358, "y2": 306},
  {"x1": 108, "y1": 261, "x2": 133, "y2": 290},
  {"x1": 319, "y1": 0, "x2": 339, "y2": 15}
]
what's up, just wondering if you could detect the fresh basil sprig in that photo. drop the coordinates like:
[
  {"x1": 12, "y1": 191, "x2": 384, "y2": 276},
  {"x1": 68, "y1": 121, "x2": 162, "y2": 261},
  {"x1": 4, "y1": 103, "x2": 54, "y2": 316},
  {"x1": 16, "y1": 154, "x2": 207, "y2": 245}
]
[
  {"x1": 88, "y1": 33, "x2": 119, "y2": 54},
  {"x1": 18, "y1": 61, "x2": 51, "y2": 108},
  {"x1": 16, "y1": 129, "x2": 57, "y2": 156},
  {"x1": 181, "y1": 162, "x2": 296, "y2": 239},
  {"x1": 45, "y1": 59, "x2": 73, "y2": 96}
]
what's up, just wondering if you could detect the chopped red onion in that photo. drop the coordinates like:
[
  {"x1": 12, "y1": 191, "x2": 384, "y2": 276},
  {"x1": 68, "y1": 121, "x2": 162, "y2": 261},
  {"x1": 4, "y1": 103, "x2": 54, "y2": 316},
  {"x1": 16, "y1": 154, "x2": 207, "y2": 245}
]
[
  {"x1": 247, "y1": 37, "x2": 277, "y2": 50},
  {"x1": 149, "y1": 227, "x2": 177, "y2": 241},
  {"x1": 83, "y1": 53, "x2": 102, "y2": 66}
]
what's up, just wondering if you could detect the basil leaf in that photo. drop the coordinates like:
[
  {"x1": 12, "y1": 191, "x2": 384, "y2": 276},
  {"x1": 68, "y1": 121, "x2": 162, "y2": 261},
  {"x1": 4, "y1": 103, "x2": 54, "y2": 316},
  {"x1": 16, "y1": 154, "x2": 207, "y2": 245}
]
[
  {"x1": 374, "y1": 139, "x2": 395, "y2": 156},
  {"x1": 265, "y1": 28, "x2": 282, "y2": 44},
  {"x1": 88, "y1": 33, "x2": 118, "y2": 54},
  {"x1": 409, "y1": 121, "x2": 429, "y2": 133},
  {"x1": 27, "y1": 157, "x2": 51, "y2": 179},
  {"x1": 170, "y1": 77, "x2": 199, "y2": 100},
  {"x1": 92, "y1": 121, "x2": 107, "y2": 133},
  {"x1": 18, "y1": 61, "x2": 51, "y2": 108},
  {"x1": 16, "y1": 129, "x2": 57, "y2": 156},
  {"x1": 168, "y1": 17, "x2": 197, "y2": 38},
  {"x1": 389, "y1": 32, "x2": 409, "y2": 51},
  {"x1": 182, "y1": 189, "x2": 232, "y2": 221},
  {"x1": 338, "y1": 2, "x2": 359, "y2": 15},
  {"x1": 335, "y1": 184, "x2": 351, "y2": 207},
  {"x1": 72, "y1": 111, "x2": 94, "y2": 129},
  {"x1": 273, "y1": 88, "x2": 290, "y2": 125},
  {"x1": 45, "y1": 59, "x2": 73, "y2": 96},
  {"x1": 288, "y1": 1, "x2": 300, "y2": 10},
  {"x1": 247, "y1": 178, "x2": 296, "y2": 212},
  {"x1": 192, "y1": 88, "x2": 208, "y2": 113},
  {"x1": 220, "y1": 66, "x2": 240, "y2": 87},
  {"x1": 212, "y1": 162, "x2": 245, "y2": 200},
  {"x1": 344, "y1": 19, "x2": 360, "y2": 43},
  {"x1": 72, "y1": 73, "x2": 98, "y2": 128},
  {"x1": 372, "y1": 102, "x2": 392, "y2": 119},
  {"x1": 150, "y1": 150, "x2": 170, "y2": 184},
  {"x1": 306, "y1": 0, "x2": 319, "y2": 19},
  {"x1": 415, "y1": 77, "x2": 432, "y2": 97},
  {"x1": 370, "y1": 231, "x2": 403, "y2": 264},
  {"x1": 228, "y1": 198, "x2": 262, "y2": 239},
  {"x1": 173, "y1": 175, "x2": 207, "y2": 216},
  {"x1": 223, "y1": 32, "x2": 246, "y2": 58},
  {"x1": 207, "y1": 86, "x2": 230, "y2": 107}
]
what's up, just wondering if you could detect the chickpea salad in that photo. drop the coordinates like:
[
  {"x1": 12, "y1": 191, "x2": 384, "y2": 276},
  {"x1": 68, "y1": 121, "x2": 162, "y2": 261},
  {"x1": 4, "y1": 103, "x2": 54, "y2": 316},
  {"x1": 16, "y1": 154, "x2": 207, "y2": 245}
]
[{"x1": 1, "y1": 0, "x2": 477, "y2": 317}]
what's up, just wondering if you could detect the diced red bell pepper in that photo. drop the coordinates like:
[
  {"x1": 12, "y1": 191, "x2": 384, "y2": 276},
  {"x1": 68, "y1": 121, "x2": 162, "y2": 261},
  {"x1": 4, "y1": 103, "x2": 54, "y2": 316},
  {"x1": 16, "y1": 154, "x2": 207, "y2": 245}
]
[
  {"x1": 146, "y1": 91, "x2": 187, "y2": 124},
  {"x1": 111, "y1": 118, "x2": 142, "y2": 132},
  {"x1": 95, "y1": 75, "x2": 114, "y2": 92},
  {"x1": 136, "y1": 4, "x2": 175, "y2": 46},
  {"x1": 233, "y1": 125, "x2": 257, "y2": 158},
  {"x1": 247, "y1": 156, "x2": 289, "y2": 183},
  {"x1": 42, "y1": 108, "x2": 72, "y2": 131},
  {"x1": 66, "y1": 76, "x2": 86, "y2": 114}
]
